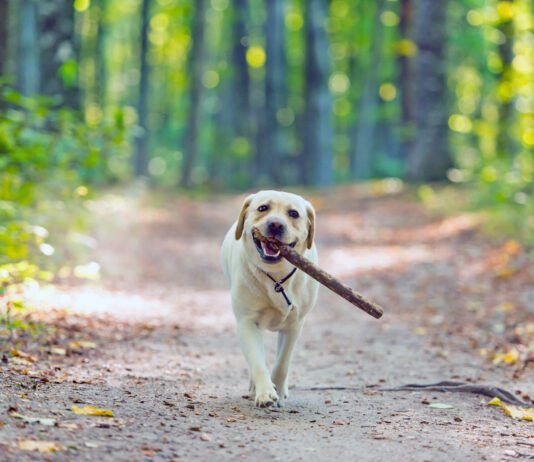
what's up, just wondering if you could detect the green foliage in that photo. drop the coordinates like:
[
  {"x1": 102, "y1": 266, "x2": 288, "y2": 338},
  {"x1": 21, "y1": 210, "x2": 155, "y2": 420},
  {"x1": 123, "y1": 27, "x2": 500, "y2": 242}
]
[{"x1": 0, "y1": 86, "x2": 125, "y2": 287}]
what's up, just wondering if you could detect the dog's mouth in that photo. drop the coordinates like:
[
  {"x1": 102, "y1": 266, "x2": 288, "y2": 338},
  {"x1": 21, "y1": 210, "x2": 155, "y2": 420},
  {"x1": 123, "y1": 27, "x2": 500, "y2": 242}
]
[{"x1": 253, "y1": 235, "x2": 296, "y2": 263}]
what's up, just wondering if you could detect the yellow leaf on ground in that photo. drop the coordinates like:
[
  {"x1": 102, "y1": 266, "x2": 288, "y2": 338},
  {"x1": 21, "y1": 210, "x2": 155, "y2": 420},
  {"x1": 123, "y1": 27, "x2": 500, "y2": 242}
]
[
  {"x1": 10, "y1": 349, "x2": 37, "y2": 362},
  {"x1": 17, "y1": 440, "x2": 64, "y2": 452},
  {"x1": 51, "y1": 347, "x2": 67, "y2": 356},
  {"x1": 487, "y1": 397, "x2": 534, "y2": 422},
  {"x1": 68, "y1": 341, "x2": 97, "y2": 351},
  {"x1": 496, "y1": 266, "x2": 516, "y2": 279},
  {"x1": 503, "y1": 240, "x2": 521, "y2": 256},
  {"x1": 11, "y1": 357, "x2": 32, "y2": 366},
  {"x1": 492, "y1": 348, "x2": 519, "y2": 365},
  {"x1": 71, "y1": 405, "x2": 113, "y2": 417}
]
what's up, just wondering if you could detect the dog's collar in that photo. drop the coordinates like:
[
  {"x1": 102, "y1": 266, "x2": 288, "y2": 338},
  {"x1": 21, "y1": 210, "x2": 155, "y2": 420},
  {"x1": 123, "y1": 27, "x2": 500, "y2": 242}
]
[{"x1": 259, "y1": 267, "x2": 297, "y2": 306}]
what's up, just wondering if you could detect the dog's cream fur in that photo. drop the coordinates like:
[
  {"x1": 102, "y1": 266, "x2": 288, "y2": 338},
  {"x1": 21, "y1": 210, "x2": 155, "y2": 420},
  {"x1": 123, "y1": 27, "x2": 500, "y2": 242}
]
[{"x1": 221, "y1": 190, "x2": 319, "y2": 407}]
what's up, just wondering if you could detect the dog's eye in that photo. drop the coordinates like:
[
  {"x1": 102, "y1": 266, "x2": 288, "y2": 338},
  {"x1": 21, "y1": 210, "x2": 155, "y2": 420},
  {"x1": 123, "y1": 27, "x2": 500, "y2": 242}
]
[
  {"x1": 257, "y1": 205, "x2": 269, "y2": 212},
  {"x1": 288, "y1": 210, "x2": 299, "y2": 218}
]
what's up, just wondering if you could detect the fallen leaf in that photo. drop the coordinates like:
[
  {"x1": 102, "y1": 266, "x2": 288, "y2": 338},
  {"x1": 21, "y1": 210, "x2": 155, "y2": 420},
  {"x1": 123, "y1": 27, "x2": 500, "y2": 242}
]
[
  {"x1": 58, "y1": 422, "x2": 80, "y2": 430},
  {"x1": 333, "y1": 419, "x2": 349, "y2": 425},
  {"x1": 496, "y1": 266, "x2": 516, "y2": 279},
  {"x1": 9, "y1": 413, "x2": 56, "y2": 426},
  {"x1": 428, "y1": 403, "x2": 454, "y2": 409},
  {"x1": 17, "y1": 440, "x2": 64, "y2": 453},
  {"x1": 492, "y1": 348, "x2": 519, "y2": 366},
  {"x1": 503, "y1": 240, "x2": 521, "y2": 255},
  {"x1": 71, "y1": 405, "x2": 113, "y2": 417},
  {"x1": 10, "y1": 349, "x2": 37, "y2": 362},
  {"x1": 200, "y1": 433, "x2": 212, "y2": 442},
  {"x1": 487, "y1": 397, "x2": 534, "y2": 421},
  {"x1": 10, "y1": 357, "x2": 32, "y2": 366},
  {"x1": 69, "y1": 341, "x2": 97, "y2": 351},
  {"x1": 50, "y1": 347, "x2": 67, "y2": 356}
]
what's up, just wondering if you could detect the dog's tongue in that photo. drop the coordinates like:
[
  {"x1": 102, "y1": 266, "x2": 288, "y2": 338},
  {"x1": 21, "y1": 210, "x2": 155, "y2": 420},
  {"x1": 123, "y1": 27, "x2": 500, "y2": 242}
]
[{"x1": 261, "y1": 241, "x2": 280, "y2": 257}]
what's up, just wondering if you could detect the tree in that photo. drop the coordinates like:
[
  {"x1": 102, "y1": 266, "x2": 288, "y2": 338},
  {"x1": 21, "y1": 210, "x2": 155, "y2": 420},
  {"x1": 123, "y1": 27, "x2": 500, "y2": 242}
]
[
  {"x1": 180, "y1": 0, "x2": 206, "y2": 188},
  {"x1": 405, "y1": 0, "x2": 452, "y2": 181},
  {"x1": 302, "y1": 0, "x2": 333, "y2": 186},
  {"x1": 39, "y1": 0, "x2": 79, "y2": 107},
  {"x1": 224, "y1": 0, "x2": 252, "y2": 184},
  {"x1": 95, "y1": 0, "x2": 108, "y2": 108},
  {"x1": 230, "y1": 0, "x2": 251, "y2": 138},
  {"x1": 134, "y1": 0, "x2": 151, "y2": 177},
  {"x1": 18, "y1": 0, "x2": 40, "y2": 97},
  {"x1": 496, "y1": 1, "x2": 514, "y2": 157},
  {"x1": 397, "y1": 0, "x2": 414, "y2": 159},
  {"x1": 350, "y1": 0, "x2": 386, "y2": 180},
  {"x1": 0, "y1": 0, "x2": 8, "y2": 77},
  {"x1": 264, "y1": 0, "x2": 287, "y2": 184}
]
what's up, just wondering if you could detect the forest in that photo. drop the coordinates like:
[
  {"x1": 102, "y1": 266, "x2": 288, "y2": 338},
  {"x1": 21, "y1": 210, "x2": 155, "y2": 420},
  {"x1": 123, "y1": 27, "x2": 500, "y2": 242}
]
[
  {"x1": 1, "y1": 0, "x2": 531, "y2": 275},
  {"x1": 1, "y1": 0, "x2": 531, "y2": 183},
  {"x1": 0, "y1": 0, "x2": 533, "y2": 459}
]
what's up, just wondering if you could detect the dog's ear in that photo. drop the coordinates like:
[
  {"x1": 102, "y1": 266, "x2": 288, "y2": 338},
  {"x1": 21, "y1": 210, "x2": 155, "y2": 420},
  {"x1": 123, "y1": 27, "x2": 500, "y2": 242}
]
[
  {"x1": 235, "y1": 194, "x2": 254, "y2": 240},
  {"x1": 305, "y1": 201, "x2": 315, "y2": 249}
]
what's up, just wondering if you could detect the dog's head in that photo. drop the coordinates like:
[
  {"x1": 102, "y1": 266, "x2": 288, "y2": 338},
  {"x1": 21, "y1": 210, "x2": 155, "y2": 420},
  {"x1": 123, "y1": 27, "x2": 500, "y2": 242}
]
[{"x1": 234, "y1": 190, "x2": 315, "y2": 267}]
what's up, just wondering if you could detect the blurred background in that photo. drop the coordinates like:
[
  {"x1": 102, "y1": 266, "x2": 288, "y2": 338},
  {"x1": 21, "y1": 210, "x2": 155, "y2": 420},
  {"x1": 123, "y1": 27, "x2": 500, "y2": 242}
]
[
  {"x1": 1, "y1": 2, "x2": 533, "y2": 451},
  {"x1": 0, "y1": 0, "x2": 532, "y2": 285}
]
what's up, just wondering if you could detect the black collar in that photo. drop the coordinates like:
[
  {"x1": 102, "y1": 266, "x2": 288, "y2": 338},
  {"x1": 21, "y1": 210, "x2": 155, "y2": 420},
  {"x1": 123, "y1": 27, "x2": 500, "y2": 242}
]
[{"x1": 259, "y1": 267, "x2": 297, "y2": 306}]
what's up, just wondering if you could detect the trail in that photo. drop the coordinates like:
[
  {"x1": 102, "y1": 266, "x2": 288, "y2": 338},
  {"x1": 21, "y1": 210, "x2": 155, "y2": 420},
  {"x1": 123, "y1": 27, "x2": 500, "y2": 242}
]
[{"x1": 1, "y1": 186, "x2": 532, "y2": 461}]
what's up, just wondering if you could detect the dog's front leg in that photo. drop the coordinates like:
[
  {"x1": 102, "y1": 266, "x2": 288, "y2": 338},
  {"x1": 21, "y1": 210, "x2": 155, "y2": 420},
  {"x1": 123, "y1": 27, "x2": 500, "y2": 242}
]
[
  {"x1": 237, "y1": 318, "x2": 279, "y2": 407},
  {"x1": 271, "y1": 324, "x2": 302, "y2": 405}
]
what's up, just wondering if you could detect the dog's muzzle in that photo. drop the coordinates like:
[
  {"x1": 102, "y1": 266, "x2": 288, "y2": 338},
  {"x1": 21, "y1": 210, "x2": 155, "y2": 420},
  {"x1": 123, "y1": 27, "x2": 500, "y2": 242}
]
[{"x1": 252, "y1": 232, "x2": 296, "y2": 263}]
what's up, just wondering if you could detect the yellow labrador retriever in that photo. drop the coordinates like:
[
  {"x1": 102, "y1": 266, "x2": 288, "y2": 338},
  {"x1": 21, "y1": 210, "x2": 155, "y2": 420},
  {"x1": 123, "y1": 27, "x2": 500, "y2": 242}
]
[{"x1": 221, "y1": 190, "x2": 319, "y2": 407}]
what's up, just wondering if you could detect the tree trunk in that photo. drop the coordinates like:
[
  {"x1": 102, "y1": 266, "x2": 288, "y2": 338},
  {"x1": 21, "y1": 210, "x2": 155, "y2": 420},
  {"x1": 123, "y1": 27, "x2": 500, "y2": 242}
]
[
  {"x1": 397, "y1": 0, "x2": 413, "y2": 159},
  {"x1": 406, "y1": 0, "x2": 451, "y2": 181},
  {"x1": 95, "y1": 0, "x2": 107, "y2": 108},
  {"x1": 228, "y1": 0, "x2": 252, "y2": 184},
  {"x1": 302, "y1": 0, "x2": 333, "y2": 186},
  {"x1": 264, "y1": 0, "x2": 286, "y2": 184},
  {"x1": 18, "y1": 0, "x2": 40, "y2": 97},
  {"x1": 134, "y1": 0, "x2": 151, "y2": 177},
  {"x1": 0, "y1": 0, "x2": 8, "y2": 77},
  {"x1": 230, "y1": 0, "x2": 250, "y2": 132},
  {"x1": 39, "y1": 0, "x2": 79, "y2": 107},
  {"x1": 180, "y1": 0, "x2": 206, "y2": 188},
  {"x1": 496, "y1": 4, "x2": 513, "y2": 157},
  {"x1": 350, "y1": 0, "x2": 386, "y2": 181}
]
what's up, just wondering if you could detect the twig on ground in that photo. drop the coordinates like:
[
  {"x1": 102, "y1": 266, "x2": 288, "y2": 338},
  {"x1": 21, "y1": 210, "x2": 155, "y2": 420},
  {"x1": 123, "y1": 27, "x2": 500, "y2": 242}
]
[
  {"x1": 298, "y1": 381, "x2": 531, "y2": 407},
  {"x1": 382, "y1": 381, "x2": 531, "y2": 406}
]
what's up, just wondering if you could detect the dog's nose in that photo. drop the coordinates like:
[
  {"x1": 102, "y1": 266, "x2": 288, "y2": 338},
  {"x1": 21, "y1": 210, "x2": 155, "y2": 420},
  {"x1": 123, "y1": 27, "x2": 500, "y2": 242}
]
[{"x1": 267, "y1": 219, "x2": 285, "y2": 237}]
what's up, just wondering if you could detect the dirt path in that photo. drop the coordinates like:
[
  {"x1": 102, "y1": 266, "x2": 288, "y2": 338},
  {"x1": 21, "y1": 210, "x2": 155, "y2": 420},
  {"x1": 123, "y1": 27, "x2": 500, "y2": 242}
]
[{"x1": 1, "y1": 186, "x2": 532, "y2": 461}]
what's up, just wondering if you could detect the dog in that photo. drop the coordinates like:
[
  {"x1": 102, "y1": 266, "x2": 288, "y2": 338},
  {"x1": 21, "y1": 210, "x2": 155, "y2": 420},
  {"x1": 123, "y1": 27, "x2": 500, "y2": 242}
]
[{"x1": 221, "y1": 190, "x2": 319, "y2": 407}]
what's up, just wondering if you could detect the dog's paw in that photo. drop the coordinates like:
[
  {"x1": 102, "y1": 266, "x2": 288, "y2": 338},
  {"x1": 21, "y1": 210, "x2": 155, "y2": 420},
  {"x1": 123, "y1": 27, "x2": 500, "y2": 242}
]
[
  {"x1": 273, "y1": 386, "x2": 288, "y2": 407},
  {"x1": 271, "y1": 375, "x2": 289, "y2": 403},
  {"x1": 255, "y1": 386, "x2": 279, "y2": 408}
]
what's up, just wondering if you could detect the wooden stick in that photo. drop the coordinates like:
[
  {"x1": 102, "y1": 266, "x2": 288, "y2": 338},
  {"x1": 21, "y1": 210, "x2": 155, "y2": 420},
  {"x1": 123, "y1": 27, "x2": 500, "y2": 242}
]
[{"x1": 252, "y1": 228, "x2": 384, "y2": 319}]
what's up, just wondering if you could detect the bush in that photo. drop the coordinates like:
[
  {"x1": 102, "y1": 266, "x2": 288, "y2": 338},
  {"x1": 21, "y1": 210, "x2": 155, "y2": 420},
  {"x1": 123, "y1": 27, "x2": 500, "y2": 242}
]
[{"x1": 0, "y1": 86, "x2": 125, "y2": 287}]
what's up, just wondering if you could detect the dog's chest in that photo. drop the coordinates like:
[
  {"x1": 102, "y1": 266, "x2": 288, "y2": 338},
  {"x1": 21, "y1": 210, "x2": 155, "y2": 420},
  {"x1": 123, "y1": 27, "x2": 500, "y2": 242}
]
[{"x1": 255, "y1": 302, "x2": 299, "y2": 331}]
